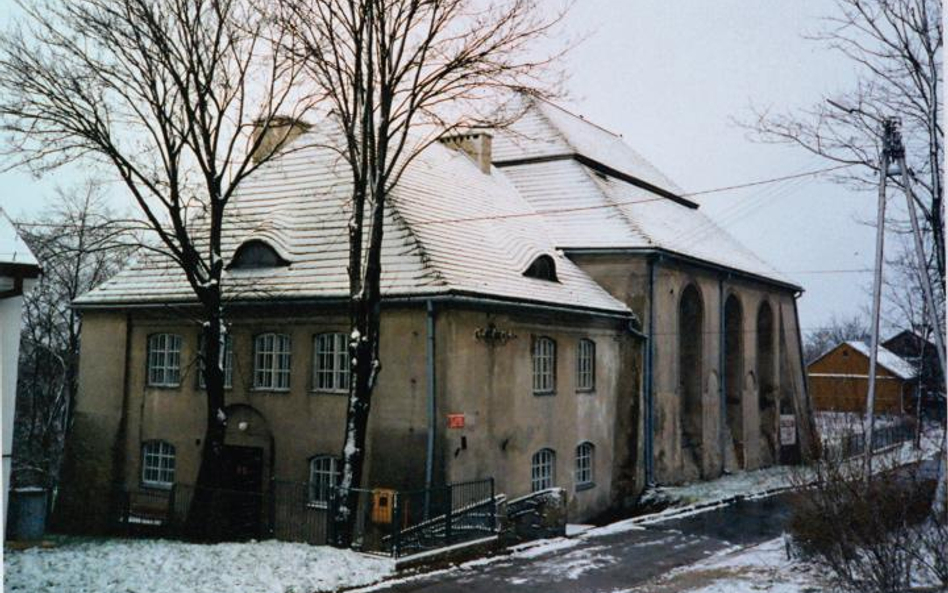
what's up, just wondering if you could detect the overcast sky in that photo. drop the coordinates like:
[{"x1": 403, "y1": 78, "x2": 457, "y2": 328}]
[{"x1": 0, "y1": 1, "x2": 885, "y2": 334}]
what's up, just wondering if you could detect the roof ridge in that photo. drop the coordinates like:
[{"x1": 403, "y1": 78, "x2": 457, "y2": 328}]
[{"x1": 530, "y1": 96, "x2": 623, "y2": 139}]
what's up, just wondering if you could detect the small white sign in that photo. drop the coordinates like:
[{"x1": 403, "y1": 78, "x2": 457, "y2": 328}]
[{"x1": 780, "y1": 414, "x2": 796, "y2": 445}]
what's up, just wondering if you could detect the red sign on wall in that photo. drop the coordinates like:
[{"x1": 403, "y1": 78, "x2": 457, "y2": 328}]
[{"x1": 447, "y1": 414, "x2": 465, "y2": 429}]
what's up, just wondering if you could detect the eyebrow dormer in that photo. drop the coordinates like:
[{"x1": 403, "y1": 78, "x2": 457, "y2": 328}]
[
  {"x1": 227, "y1": 239, "x2": 289, "y2": 270},
  {"x1": 523, "y1": 254, "x2": 558, "y2": 282}
]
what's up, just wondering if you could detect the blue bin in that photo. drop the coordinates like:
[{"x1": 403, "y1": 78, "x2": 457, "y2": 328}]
[{"x1": 9, "y1": 487, "x2": 48, "y2": 540}]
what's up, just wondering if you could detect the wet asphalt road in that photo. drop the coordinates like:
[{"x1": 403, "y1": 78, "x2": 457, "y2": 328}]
[{"x1": 357, "y1": 492, "x2": 796, "y2": 593}]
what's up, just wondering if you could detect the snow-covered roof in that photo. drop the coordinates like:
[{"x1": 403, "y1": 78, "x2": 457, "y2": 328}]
[
  {"x1": 75, "y1": 132, "x2": 630, "y2": 317},
  {"x1": 0, "y1": 208, "x2": 39, "y2": 268},
  {"x1": 491, "y1": 101, "x2": 797, "y2": 287},
  {"x1": 845, "y1": 341, "x2": 917, "y2": 380}
]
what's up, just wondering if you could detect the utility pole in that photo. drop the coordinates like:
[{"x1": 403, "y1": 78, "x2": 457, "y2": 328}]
[{"x1": 863, "y1": 118, "x2": 900, "y2": 476}]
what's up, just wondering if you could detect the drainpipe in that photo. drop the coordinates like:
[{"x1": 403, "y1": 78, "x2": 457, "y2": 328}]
[
  {"x1": 644, "y1": 256, "x2": 657, "y2": 485},
  {"x1": 791, "y1": 294, "x2": 815, "y2": 458},
  {"x1": 424, "y1": 301, "x2": 437, "y2": 496},
  {"x1": 719, "y1": 277, "x2": 727, "y2": 475}
]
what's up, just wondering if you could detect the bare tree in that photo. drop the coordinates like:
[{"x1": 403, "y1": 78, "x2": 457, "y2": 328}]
[
  {"x1": 12, "y1": 181, "x2": 136, "y2": 490},
  {"x1": 0, "y1": 0, "x2": 312, "y2": 536},
  {"x1": 745, "y1": 0, "x2": 944, "y2": 285},
  {"x1": 804, "y1": 314, "x2": 872, "y2": 363},
  {"x1": 275, "y1": 0, "x2": 565, "y2": 545}
]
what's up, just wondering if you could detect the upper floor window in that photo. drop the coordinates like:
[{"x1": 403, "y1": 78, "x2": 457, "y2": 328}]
[
  {"x1": 531, "y1": 448, "x2": 556, "y2": 492},
  {"x1": 147, "y1": 333, "x2": 182, "y2": 387},
  {"x1": 308, "y1": 455, "x2": 340, "y2": 507},
  {"x1": 577, "y1": 339, "x2": 596, "y2": 392},
  {"x1": 575, "y1": 442, "x2": 594, "y2": 489},
  {"x1": 228, "y1": 240, "x2": 288, "y2": 270},
  {"x1": 313, "y1": 333, "x2": 349, "y2": 393},
  {"x1": 141, "y1": 440, "x2": 175, "y2": 488},
  {"x1": 198, "y1": 333, "x2": 234, "y2": 389},
  {"x1": 532, "y1": 336, "x2": 556, "y2": 395},
  {"x1": 523, "y1": 255, "x2": 558, "y2": 282},
  {"x1": 254, "y1": 333, "x2": 291, "y2": 390}
]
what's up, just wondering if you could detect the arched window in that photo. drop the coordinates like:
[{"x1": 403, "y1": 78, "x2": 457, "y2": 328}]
[
  {"x1": 254, "y1": 333, "x2": 292, "y2": 390},
  {"x1": 228, "y1": 240, "x2": 288, "y2": 269},
  {"x1": 724, "y1": 294, "x2": 745, "y2": 469},
  {"x1": 308, "y1": 455, "x2": 340, "y2": 506},
  {"x1": 147, "y1": 333, "x2": 183, "y2": 387},
  {"x1": 532, "y1": 336, "x2": 557, "y2": 395},
  {"x1": 577, "y1": 338, "x2": 596, "y2": 392},
  {"x1": 575, "y1": 442, "x2": 595, "y2": 488},
  {"x1": 679, "y1": 284, "x2": 704, "y2": 468},
  {"x1": 313, "y1": 333, "x2": 349, "y2": 393},
  {"x1": 141, "y1": 440, "x2": 175, "y2": 488},
  {"x1": 757, "y1": 301, "x2": 777, "y2": 464},
  {"x1": 523, "y1": 255, "x2": 558, "y2": 282},
  {"x1": 531, "y1": 448, "x2": 556, "y2": 492}
]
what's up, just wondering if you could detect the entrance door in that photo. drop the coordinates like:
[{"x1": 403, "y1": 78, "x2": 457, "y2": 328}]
[{"x1": 219, "y1": 445, "x2": 264, "y2": 540}]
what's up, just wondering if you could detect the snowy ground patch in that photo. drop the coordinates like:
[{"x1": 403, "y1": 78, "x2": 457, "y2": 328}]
[
  {"x1": 3, "y1": 538, "x2": 395, "y2": 593},
  {"x1": 620, "y1": 537, "x2": 826, "y2": 592}
]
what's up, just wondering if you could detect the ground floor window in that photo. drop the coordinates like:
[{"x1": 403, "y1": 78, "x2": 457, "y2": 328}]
[
  {"x1": 142, "y1": 440, "x2": 175, "y2": 488},
  {"x1": 531, "y1": 448, "x2": 556, "y2": 492},
  {"x1": 308, "y1": 456, "x2": 340, "y2": 507},
  {"x1": 575, "y1": 442, "x2": 594, "y2": 488}
]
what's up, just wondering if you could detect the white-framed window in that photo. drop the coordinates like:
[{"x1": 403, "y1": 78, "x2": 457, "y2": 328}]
[
  {"x1": 532, "y1": 336, "x2": 556, "y2": 395},
  {"x1": 531, "y1": 448, "x2": 556, "y2": 492},
  {"x1": 198, "y1": 333, "x2": 234, "y2": 389},
  {"x1": 308, "y1": 456, "x2": 340, "y2": 506},
  {"x1": 577, "y1": 339, "x2": 596, "y2": 392},
  {"x1": 141, "y1": 440, "x2": 175, "y2": 488},
  {"x1": 147, "y1": 333, "x2": 183, "y2": 387},
  {"x1": 254, "y1": 333, "x2": 291, "y2": 390},
  {"x1": 313, "y1": 333, "x2": 349, "y2": 393},
  {"x1": 575, "y1": 442, "x2": 594, "y2": 488}
]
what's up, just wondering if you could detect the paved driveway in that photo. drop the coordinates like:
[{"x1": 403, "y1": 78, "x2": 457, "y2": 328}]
[{"x1": 359, "y1": 493, "x2": 794, "y2": 593}]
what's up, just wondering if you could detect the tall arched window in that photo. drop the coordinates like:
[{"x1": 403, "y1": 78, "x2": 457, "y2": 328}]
[
  {"x1": 531, "y1": 448, "x2": 556, "y2": 492},
  {"x1": 575, "y1": 442, "x2": 595, "y2": 488},
  {"x1": 147, "y1": 333, "x2": 183, "y2": 387},
  {"x1": 757, "y1": 302, "x2": 777, "y2": 463},
  {"x1": 724, "y1": 294, "x2": 744, "y2": 469},
  {"x1": 254, "y1": 333, "x2": 292, "y2": 390},
  {"x1": 308, "y1": 455, "x2": 340, "y2": 506},
  {"x1": 141, "y1": 440, "x2": 175, "y2": 488},
  {"x1": 576, "y1": 339, "x2": 596, "y2": 392},
  {"x1": 679, "y1": 284, "x2": 704, "y2": 468}
]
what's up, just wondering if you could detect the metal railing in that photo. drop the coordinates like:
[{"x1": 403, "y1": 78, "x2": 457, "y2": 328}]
[{"x1": 823, "y1": 419, "x2": 916, "y2": 460}]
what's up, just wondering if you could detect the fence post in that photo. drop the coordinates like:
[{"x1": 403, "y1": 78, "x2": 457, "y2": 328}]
[
  {"x1": 167, "y1": 484, "x2": 177, "y2": 529},
  {"x1": 327, "y1": 486, "x2": 336, "y2": 545},
  {"x1": 392, "y1": 492, "x2": 401, "y2": 558},
  {"x1": 445, "y1": 485, "x2": 453, "y2": 544},
  {"x1": 490, "y1": 478, "x2": 496, "y2": 532}
]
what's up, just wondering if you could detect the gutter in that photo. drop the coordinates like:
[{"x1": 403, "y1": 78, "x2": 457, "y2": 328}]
[
  {"x1": 424, "y1": 301, "x2": 437, "y2": 497},
  {"x1": 644, "y1": 255, "x2": 657, "y2": 485}
]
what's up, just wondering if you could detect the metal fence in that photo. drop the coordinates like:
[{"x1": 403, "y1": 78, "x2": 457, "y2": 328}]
[
  {"x1": 115, "y1": 480, "x2": 329, "y2": 544},
  {"x1": 328, "y1": 478, "x2": 497, "y2": 558},
  {"x1": 826, "y1": 419, "x2": 916, "y2": 460}
]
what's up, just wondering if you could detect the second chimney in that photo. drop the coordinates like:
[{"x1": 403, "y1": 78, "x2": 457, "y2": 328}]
[{"x1": 440, "y1": 131, "x2": 493, "y2": 174}]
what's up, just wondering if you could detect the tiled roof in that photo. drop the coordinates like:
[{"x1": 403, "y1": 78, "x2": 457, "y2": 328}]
[
  {"x1": 492, "y1": 99, "x2": 799, "y2": 289},
  {"x1": 76, "y1": 132, "x2": 631, "y2": 317}
]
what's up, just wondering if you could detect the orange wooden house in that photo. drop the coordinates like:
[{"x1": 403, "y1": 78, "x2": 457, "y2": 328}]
[{"x1": 807, "y1": 341, "x2": 917, "y2": 414}]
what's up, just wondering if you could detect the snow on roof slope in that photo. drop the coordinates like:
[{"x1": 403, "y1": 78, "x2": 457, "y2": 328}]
[
  {"x1": 0, "y1": 208, "x2": 39, "y2": 267},
  {"x1": 845, "y1": 341, "x2": 917, "y2": 380},
  {"x1": 492, "y1": 97, "x2": 684, "y2": 195},
  {"x1": 499, "y1": 158, "x2": 797, "y2": 287},
  {"x1": 76, "y1": 132, "x2": 630, "y2": 316}
]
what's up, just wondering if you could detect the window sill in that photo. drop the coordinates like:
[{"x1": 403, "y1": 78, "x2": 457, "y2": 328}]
[
  {"x1": 576, "y1": 388, "x2": 596, "y2": 395},
  {"x1": 250, "y1": 388, "x2": 291, "y2": 394},
  {"x1": 306, "y1": 502, "x2": 329, "y2": 510},
  {"x1": 533, "y1": 391, "x2": 556, "y2": 397},
  {"x1": 146, "y1": 384, "x2": 181, "y2": 390},
  {"x1": 575, "y1": 482, "x2": 595, "y2": 492},
  {"x1": 140, "y1": 483, "x2": 174, "y2": 492},
  {"x1": 310, "y1": 390, "x2": 348, "y2": 396}
]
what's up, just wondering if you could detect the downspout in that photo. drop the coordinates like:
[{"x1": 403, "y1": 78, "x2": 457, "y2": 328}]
[
  {"x1": 424, "y1": 301, "x2": 437, "y2": 495},
  {"x1": 718, "y1": 277, "x2": 727, "y2": 474},
  {"x1": 644, "y1": 256, "x2": 657, "y2": 485},
  {"x1": 792, "y1": 293, "x2": 816, "y2": 458}
]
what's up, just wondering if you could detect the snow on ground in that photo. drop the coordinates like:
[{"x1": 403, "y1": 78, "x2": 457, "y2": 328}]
[
  {"x1": 619, "y1": 537, "x2": 827, "y2": 593},
  {"x1": 3, "y1": 538, "x2": 395, "y2": 593}
]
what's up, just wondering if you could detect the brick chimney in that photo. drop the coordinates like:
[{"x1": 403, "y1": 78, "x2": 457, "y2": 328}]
[
  {"x1": 440, "y1": 131, "x2": 493, "y2": 174},
  {"x1": 250, "y1": 116, "x2": 311, "y2": 163}
]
